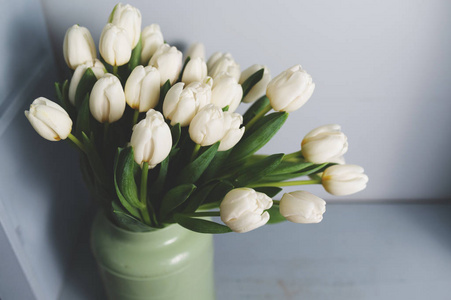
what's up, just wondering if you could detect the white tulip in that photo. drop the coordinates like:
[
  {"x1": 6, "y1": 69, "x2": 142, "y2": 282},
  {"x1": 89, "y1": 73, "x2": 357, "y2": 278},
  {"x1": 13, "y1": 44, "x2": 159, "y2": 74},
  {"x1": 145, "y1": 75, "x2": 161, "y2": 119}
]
[
  {"x1": 207, "y1": 52, "x2": 240, "y2": 81},
  {"x1": 149, "y1": 44, "x2": 183, "y2": 86},
  {"x1": 109, "y1": 3, "x2": 142, "y2": 48},
  {"x1": 185, "y1": 42, "x2": 205, "y2": 60},
  {"x1": 89, "y1": 74, "x2": 126, "y2": 123},
  {"x1": 181, "y1": 57, "x2": 208, "y2": 85},
  {"x1": 24, "y1": 97, "x2": 72, "y2": 141},
  {"x1": 239, "y1": 64, "x2": 271, "y2": 103},
  {"x1": 68, "y1": 59, "x2": 106, "y2": 106},
  {"x1": 99, "y1": 23, "x2": 132, "y2": 66},
  {"x1": 266, "y1": 65, "x2": 315, "y2": 112},
  {"x1": 125, "y1": 66, "x2": 161, "y2": 112},
  {"x1": 130, "y1": 109, "x2": 172, "y2": 169},
  {"x1": 189, "y1": 104, "x2": 225, "y2": 146},
  {"x1": 301, "y1": 124, "x2": 348, "y2": 164},
  {"x1": 220, "y1": 188, "x2": 273, "y2": 233},
  {"x1": 140, "y1": 24, "x2": 164, "y2": 65},
  {"x1": 279, "y1": 191, "x2": 326, "y2": 224},
  {"x1": 219, "y1": 112, "x2": 245, "y2": 151},
  {"x1": 211, "y1": 73, "x2": 243, "y2": 112},
  {"x1": 63, "y1": 25, "x2": 96, "y2": 70},
  {"x1": 322, "y1": 164, "x2": 369, "y2": 196},
  {"x1": 163, "y1": 79, "x2": 212, "y2": 127}
]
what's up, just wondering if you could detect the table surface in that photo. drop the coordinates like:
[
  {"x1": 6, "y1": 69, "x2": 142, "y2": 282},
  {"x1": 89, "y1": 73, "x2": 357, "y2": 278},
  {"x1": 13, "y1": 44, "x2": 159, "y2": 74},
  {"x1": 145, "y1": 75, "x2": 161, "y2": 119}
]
[{"x1": 58, "y1": 202, "x2": 451, "y2": 300}]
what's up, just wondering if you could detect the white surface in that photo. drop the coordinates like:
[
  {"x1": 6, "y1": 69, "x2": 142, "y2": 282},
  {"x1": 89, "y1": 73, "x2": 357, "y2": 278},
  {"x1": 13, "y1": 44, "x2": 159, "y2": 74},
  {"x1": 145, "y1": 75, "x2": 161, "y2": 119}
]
[
  {"x1": 39, "y1": 0, "x2": 451, "y2": 201},
  {"x1": 59, "y1": 203, "x2": 451, "y2": 300}
]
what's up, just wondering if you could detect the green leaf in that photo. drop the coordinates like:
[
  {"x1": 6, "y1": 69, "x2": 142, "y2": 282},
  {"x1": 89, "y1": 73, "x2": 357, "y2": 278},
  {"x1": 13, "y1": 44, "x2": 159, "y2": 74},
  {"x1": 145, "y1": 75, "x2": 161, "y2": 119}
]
[
  {"x1": 254, "y1": 187, "x2": 283, "y2": 198},
  {"x1": 174, "y1": 213, "x2": 232, "y2": 234},
  {"x1": 243, "y1": 96, "x2": 270, "y2": 124},
  {"x1": 128, "y1": 37, "x2": 142, "y2": 71},
  {"x1": 176, "y1": 142, "x2": 219, "y2": 185},
  {"x1": 113, "y1": 148, "x2": 141, "y2": 219},
  {"x1": 183, "y1": 181, "x2": 218, "y2": 213},
  {"x1": 112, "y1": 201, "x2": 153, "y2": 232},
  {"x1": 200, "y1": 149, "x2": 232, "y2": 181},
  {"x1": 262, "y1": 163, "x2": 331, "y2": 182},
  {"x1": 116, "y1": 147, "x2": 144, "y2": 209},
  {"x1": 266, "y1": 206, "x2": 286, "y2": 224},
  {"x1": 222, "y1": 105, "x2": 229, "y2": 112},
  {"x1": 171, "y1": 123, "x2": 181, "y2": 147},
  {"x1": 271, "y1": 161, "x2": 314, "y2": 175},
  {"x1": 155, "y1": 79, "x2": 171, "y2": 112},
  {"x1": 230, "y1": 112, "x2": 288, "y2": 161},
  {"x1": 241, "y1": 68, "x2": 264, "y2": 99},
  {"x1": 201, "y1": 180, "x2": 234, "y2": 206},
  {"x1": 75, "y1": 94, "x2": 91, "y2": 137},
  {"x1": 75, "y1": 68, "x2": 97, "y2": 108},
  {"x1": 159, "y1": 184, "x2": 197, "y2": 219},
  {"x1": 178, "y1": 57, "x2": 191, "y2": 82},
  {"x1": 108, "y1": 4, "x2": 119, "y2": 22},
  {"x1": 82, "y1": 132, "x2": 109, "y2": 187},
  {"x1": 234, "y1": 153, "x2": 284, "y2": 186}
]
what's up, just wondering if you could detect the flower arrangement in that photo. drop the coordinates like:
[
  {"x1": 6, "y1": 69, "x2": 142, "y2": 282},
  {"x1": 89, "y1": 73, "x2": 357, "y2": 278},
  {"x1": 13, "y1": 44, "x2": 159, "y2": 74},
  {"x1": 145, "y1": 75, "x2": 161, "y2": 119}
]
[{"x1": 25, "y1": 3, "x2": 368, "y2": 234}]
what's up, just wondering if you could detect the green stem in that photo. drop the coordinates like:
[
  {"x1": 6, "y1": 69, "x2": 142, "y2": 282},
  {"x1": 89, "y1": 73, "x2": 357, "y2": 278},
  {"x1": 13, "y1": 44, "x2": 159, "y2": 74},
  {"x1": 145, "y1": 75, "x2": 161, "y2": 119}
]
[
  {"x1": 191, "y1": 144, "x2": 201, "y2": 161},
  {"x1": 250, "y1": 179, "x2": 322, "y2": 188},
  {"x1": 140, "y1": 162, "x2": 152, "y2": 225},
  {"x1": 245, "y1": 103, "x2": 272, "y2": 130},
  {"x1": 184, "y1": 211, "x2": 221, "y2": 217},
  {"x1": 132, "y1": 109, "x2": 140, "y2": 126},
  {"x1": 67, "y1": 133, "x2": 86, "y2": 153},
  {"x1": 113, "y1": 65, "x2": 118, "y2": 76},
  {"x1": 273, "y1": 200, "x2": 280, "y2": 206},
  {"x1": 103, "y1": 122, "x2": 110, "y2": 147},
  {"x1": 284, "y1": 150, "x2": 303, "y2": 161}
]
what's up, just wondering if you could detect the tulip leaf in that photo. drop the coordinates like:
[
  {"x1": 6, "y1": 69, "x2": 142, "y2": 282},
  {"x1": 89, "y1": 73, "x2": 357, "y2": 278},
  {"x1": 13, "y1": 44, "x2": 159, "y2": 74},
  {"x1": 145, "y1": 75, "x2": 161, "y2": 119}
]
[
  {"x1": 128, "y1": 38, "x2": 142, "y2": 72},
  {"x1": 75, "y1": 68, "x2": 97, "y2": 109},
  {"x1": 171, "y1": 123, "x2": 181, "y2": 147},
  {"x1": 254, "y1": 187, "x2": 283, "y2": 198},
  {"x1": 75, "y1": 94, "x2": 91, "y2": 138},
  {"x1": 113, "y1": 148, "x2": 141, "y2": 219},
  {"x1": 174, "y1": 213, "x2": 232, "y2": 234},
  {"x1": 176, "y1": 142, "x2": 220, "y2": 185},
  {"x1": 242, "y1": 96, "x2": 270, "y2": 124},
  {"x1": 234, "y1": 153, "x2": 284, "y2": 186},
  {"x1": 266, "y1": 206, "x2": 286, "y2": 224},
  {"x1": 183, "y1": 181, "x2": 219, "y2": 213},
  {"x1": 271, "y1": 161, "x2": 314, "y2": 175},
  {"x1": 159, "y1": 184, "x2": 197, "y2": 219},
  {"x1": 222, "y1": 105, "x2": 229, "y2": 112},
  {"x1": 241, "y1": 68, "x2": 264, "y2": 99},
  {"x1": 201, "y1": 180, "x2": 234, "y2": 206},
  {"x1": 115, "y1": 147, "x2": 144, "y2": 209},
  {"x1": 200, "y1": 149, "x2": 232, "y2": 181},
  {"x1": 112, "y1": 201, "x2": 153, "y2": 232},
  {"x1": 82, "y1": 132, "x2": 110, "y2": 188},
  {"x1": 155, "y1": 79, "x2": 172, "y2": 112},
  {"x1": 230, "y1": 112, "x2": 288, "y2": 161},
  {"x1": 108, "y1": 4, "x2": 119, "y2": 22},
  {"x1": 261, "y1": 163, "x2": 331, "y2": 183},
  {"x1": 178, "y1": 57, "x2": 191, "y2": 82}
]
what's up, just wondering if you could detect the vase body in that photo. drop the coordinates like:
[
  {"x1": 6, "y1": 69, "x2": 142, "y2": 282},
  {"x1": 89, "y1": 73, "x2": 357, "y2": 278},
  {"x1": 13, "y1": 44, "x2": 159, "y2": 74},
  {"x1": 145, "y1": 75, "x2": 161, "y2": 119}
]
[{"x1": 91, "y1": 212, "x2": 215, "y2": 300}]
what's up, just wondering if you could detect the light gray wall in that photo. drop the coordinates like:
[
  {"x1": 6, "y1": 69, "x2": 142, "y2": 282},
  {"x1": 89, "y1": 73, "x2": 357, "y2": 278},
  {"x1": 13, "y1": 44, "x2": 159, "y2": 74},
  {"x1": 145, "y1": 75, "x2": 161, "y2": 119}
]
[{"x1": 40, "y1": 0, "x2": 451, "y2": 201}]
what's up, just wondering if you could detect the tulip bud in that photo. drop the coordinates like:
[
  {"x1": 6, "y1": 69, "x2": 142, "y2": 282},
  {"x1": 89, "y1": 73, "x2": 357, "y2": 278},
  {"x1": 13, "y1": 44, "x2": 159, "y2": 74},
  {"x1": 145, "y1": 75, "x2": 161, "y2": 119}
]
[
  {"x1": 163, "y1": 79, "x2": 212, "y2": 127},
  {"x1": 24, "y1": 97, "x2": 72, "y2": 141},
  {"x1": 99, "y1": 23, "x2": 132, "y2": 66},
  {"x1": 140, "y1": 24, "x2": 164, "y2": 65},
  {"x1": 185, "y1": 42, "x2": 205, "y2": 60},
  {"x1": 68, "y1": 59, "x2": 106, "y2": 106},
  {"x1": 89, "y1": 74, "x2": 126, "y2": 123},
  {"x1": 322, "y1": 165, "x2": 369, "y2": 196},
  {"x1": 239, "y1": 64, "x2": 271, "y2": 103},
  {"x1": 279, "y1": 191, "x2": 326, "y2": 224},
  {"x1": 207, "y1": 52, "x2": 240, "y2": 81},
  {"x1": 130, "y1": 109, "x2": 172, "y2": 169},
  {"x1": 266, "y1": 65, "x2": 315, "y2": 112},
  {"x1": 220, "y1": 188, "x2": 273, "y2": 233},
  {"x1": 149, "y1": 44, "x2": 183, "y2": 86},
  {"x1": 210, "y1": 73, "x2": 243, "y2": 112},
  {"x1": 181, "y1": 57, "x2": 208, "y2": 85},
  {"x1": 125, "y1": 66, "x2": 161, "y2": 112},
  {"x1": 189, "y1": 104, "x2": 225, "y2": 146},
  {"x1": 219, "y1": 112, "x2": 245, "y2": 151},
  {"x1": 63, "y1": 25, "x2": 96, "y2": 70},
  {"x1": 109, "y1": 3, "x2": 142, "y2": 48},
  {"x1": 301, "y1": 124, "x2": 348, "y2": 164}
]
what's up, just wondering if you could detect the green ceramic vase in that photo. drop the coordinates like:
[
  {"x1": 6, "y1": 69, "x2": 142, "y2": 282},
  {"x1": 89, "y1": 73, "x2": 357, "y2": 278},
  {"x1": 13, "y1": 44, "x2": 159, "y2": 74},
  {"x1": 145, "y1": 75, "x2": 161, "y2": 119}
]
[{"x1": 91, "y1": 212, "x2": 215, "y2": 300}]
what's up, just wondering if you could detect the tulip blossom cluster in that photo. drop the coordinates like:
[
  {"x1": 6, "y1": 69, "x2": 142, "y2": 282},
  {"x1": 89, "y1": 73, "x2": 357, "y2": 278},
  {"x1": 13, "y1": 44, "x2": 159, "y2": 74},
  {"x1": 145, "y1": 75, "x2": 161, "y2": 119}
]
[{"x1": 24, "y1": 3, "x2": 368, "y2": 234}]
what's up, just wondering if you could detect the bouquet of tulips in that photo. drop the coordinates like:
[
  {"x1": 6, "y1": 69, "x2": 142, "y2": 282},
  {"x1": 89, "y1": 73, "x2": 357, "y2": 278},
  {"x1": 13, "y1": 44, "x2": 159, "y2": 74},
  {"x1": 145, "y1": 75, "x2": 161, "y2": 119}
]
[{"x1": 24, "y1": 3, "x2": 368, "y2": 234}]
